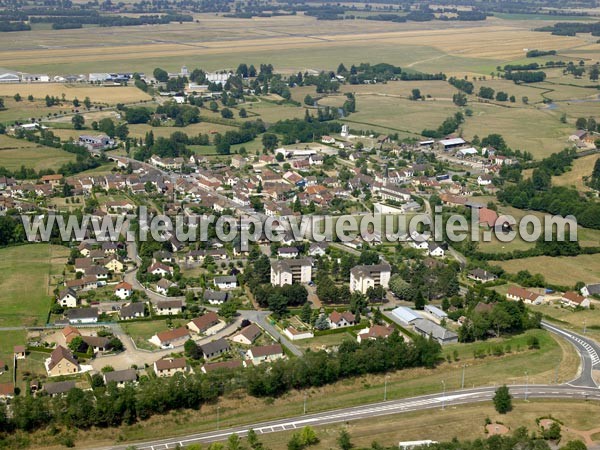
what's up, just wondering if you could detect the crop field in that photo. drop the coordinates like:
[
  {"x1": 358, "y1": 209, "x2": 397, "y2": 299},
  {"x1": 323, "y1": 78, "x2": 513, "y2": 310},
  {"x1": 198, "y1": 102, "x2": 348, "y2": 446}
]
[
  {"x1": 126, "y1": 122, "x2": 238, "y2": 139},
  {"x1": 0, "y1": 134, "x2": 76, "y2": 171},
  {"x1": 0, "y1": 15, "x2": 589, "y2": 76},
  {"x1": 0, "y1": 244, "x2": 69, "y2": 328},
  {"x1": 0, "y1": 84, "x2": 151, "y2": 104},
  {"x1": 494, "y1": 254, "x2": 600, "y2": 286}
]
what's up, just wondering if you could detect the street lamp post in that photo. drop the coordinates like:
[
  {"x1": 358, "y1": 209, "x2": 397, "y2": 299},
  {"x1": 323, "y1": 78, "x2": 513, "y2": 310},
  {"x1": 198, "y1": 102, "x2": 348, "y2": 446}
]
[
  {"x1": 584, "y1": 319, "x2": 587, "y2": 334},
  {"x1": 441, "y1": 380, "x2": 446, "y2": 410},
  {"x1": 217, "y1": 406, "x2": 221, "y2": 430},
  {"x1": 525, "y1": 371, "x2": 529, "y2": 401},
  {"x1": 461, "y1": 364, "x2": 467, "y2": 389}
]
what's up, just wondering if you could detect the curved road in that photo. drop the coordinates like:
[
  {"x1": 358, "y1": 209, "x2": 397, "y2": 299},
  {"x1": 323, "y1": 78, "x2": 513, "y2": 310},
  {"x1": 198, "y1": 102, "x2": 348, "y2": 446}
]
[
  {"x1": 89, "y1": 321, "x2": 600, "y2": 449},
  {"x1": 108, "y1": 385, "x2": 600, "y2": 450}
]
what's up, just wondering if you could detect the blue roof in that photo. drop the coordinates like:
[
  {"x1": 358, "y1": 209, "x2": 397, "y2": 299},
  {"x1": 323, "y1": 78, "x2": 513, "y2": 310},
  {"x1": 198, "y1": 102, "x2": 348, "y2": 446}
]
[{"x1": 391, "y1": 307, "x2": 420, "y2": 323}]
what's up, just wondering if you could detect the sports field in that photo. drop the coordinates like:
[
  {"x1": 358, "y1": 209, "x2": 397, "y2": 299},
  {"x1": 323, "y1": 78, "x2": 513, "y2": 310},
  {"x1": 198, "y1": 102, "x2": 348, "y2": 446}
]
[
  {"x1": 0, "y1": 244, "x2": 69, "y2": 327},
  {"x1": 0, "y1": 134, "x2": 76, "y2": 171}
]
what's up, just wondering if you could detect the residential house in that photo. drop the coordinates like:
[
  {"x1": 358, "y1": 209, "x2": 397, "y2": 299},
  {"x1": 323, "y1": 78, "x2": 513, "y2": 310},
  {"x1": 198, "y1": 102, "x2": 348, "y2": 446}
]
[
  {"x1": 114, "y1": 282, "x2": 133, "y2": 300},
  {"x1": 349, "y1": 264, "x2": 391, "y2": 294},
  {"x1": 477, "y1": 174, "x2": 494, "y2": 186},
  {"x1": 156, "y1": 278, "x2": 176, "y2": 296},
  {"x1": 561, "y1": 291, "x2": 591, "y2": 309},
  {"x1": 187, "y1": 312, "x2": 220, "y2": 335},
  {"x1": 155, "y1": 300, "x2": 183, "y2": 316},
  {"x1": 271, "y1": 259, "x2": 312, "y2": 286},
  {"x1": 506, "y1": 286, "x2": 545, "y2": 305},
  {"x1": 40, "y1": 174, "x2": 63, "y2": 187},
  {"x1": 356, "y1": 325, "x2": 394, "y2": 343},
  {"x1": 231, "y1": 323, "x2": 261, "y2": 345},
  {"x1": 148, "y1": 262, "x2": 173, "y2": 277},
  {"x1": 66, "y1": 307, "x2": 99, "y2": 324},
  {"x1": 246, "y1": 344, "x2": 284, "y2": 365},
  {"x1": 13, "y1": 346, "x2": 26, "y2": 360},
  {"x1": 103, "y1": 368, "x2": 137, "y2": 387},
  {"x1": 200, "y1": 338, "x2": 230, "y2": 359},
  {"x1": 45, "y1": 346, "x2": 80, "y2": 377},
  {"x1": 278, "y1": 246, "x2": 300, "y2": 258},
  {"x1": 214, "y1": 275, "x2": 238, "y2": 289},
  {"x1": 204, "y1": 290, "x2": 228, "y2": 305},
  {"x1": 468, "y1": 269, "x2": 498, "y2": 283},
  {"x1": 58, "y1": 288, "x2": 78, "y2": 308},
  {"x1": 327, "y1": 311, "x2": 356, "y2": 329},
  {"x1": 154, "y1": 357, "x2": 188, "y2": 377},
  {"x1": 43, "y1": 381, "x2": 76, "y2": 397},
  {"x1": 150, "y1": 327, "x2": 190, "y2": 348},
  {"x1": 0, "y1": 383, "x2": 14, "y2": 400},
  {"x1": 284, "y1": 327, "x2": 314, "y2": 340},
  {"x1": 119, "y1": 302, "x2": 146, "y2": 320},
  {"x1": 581, "y1": 283, "x2": 600, "y2": 298},
  {"x1": 81, "y1": 335, "x2": 110, "y2": 353},
  {"x1": 427, "y1": 242, "x2": 445, "y2": 258}
]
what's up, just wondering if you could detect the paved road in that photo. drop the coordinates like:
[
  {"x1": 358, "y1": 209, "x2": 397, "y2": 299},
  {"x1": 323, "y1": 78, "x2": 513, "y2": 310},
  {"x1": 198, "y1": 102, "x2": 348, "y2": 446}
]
[
  {"x1": 542, "y1": 321, "x2": 600, "y2": 388},
  {"x1": 105, "y1": 385, "x2": 600, "y2": 450}
]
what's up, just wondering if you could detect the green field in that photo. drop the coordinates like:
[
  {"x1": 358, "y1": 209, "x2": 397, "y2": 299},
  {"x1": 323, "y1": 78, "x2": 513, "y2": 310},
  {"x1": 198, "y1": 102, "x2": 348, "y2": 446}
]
[
  {"x1": 494, "y1": 254, "x2": 600, "y2": 286},
  {"x1": 122, "y1": 319, "x2": 187, "y2": 349},
  {"x1": 0, "y1": 244, "x2": 68, "y2": 327},
  {"x1": 0, "y1": 329, "x2": 27, "y2": 384},
  {"x1": 0, "y1": 134, "x2": 77, "y2": 172}
]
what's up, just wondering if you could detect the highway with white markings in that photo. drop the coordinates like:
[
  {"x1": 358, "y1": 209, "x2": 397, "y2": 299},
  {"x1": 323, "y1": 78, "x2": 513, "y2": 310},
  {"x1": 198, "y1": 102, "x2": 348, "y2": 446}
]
[{"x1": 92, "y1": 321, "x2": 600, "y2": 450}]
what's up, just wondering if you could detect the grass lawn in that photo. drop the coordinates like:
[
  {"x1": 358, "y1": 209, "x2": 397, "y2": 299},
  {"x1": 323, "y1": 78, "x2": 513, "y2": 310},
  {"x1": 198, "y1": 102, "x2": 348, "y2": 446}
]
[
  {"x1": 294, "y1": 331, "x2": 355, "y2": 352},
  {"x1": 0, "y1": 134, "x2": 76, "y2": 171},
  {"x1": 493, "y1": 254, "x2": 600, "y2": 286},
  {"x1": 0, "y1": 244, "x2": 69, "y2": 327},
  {"x1": 535, "y1": 303, "x2": 600, "y2": 341},
  {"x1": 122, "y1": 319, "x2": 187, "y2": 350},
  {"x1": 0, "y1": 329, "x2": 27, "y2": 384}
]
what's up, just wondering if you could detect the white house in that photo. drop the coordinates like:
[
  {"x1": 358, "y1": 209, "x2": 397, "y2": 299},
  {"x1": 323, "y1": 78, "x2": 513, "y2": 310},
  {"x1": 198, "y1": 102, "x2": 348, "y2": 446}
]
[
  {"x1": 477, "y1": 174, "x2": 494, "y2": 186},
  {"x1": 58, "y1": 288, "x2": 78, "y2": 308},
  {"x1": 284, "y1": 327, "x2": 314, "y2": 341},
  {"x1": 246, "y1": 344, "x2": 284, "y2": 365},
  {"x1": 327, "y1": 311, "x2": 356, "y2": 329},
  {"x1": 561, "y1": 291, "x2": 591, "y2": 309},
  {"x1": 214, "y1": 275, "x2": 238, "y2": 290},
  {"x1": 114, "y1": 282, "x2": 133, "y2": 300}
]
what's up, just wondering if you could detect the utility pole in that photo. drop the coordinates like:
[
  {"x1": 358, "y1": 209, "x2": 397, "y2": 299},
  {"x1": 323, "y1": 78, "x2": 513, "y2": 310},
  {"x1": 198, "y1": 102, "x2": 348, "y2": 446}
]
[
  {"x1": 441, "y1": 380, "x2": 446, "y2": 410},
  {"x1": 217, "y1": 406, "x2": 221, "y2": 430},
  {"x1": 584, "y1": 319, "x2": 587, "y2": 334},
  {"x1": 525, "y1": 371, "x2": 529, "y2": 401},
  {"x1": 461, "y1": 364, "x2": 467, "y2": 389},
  {"x1": 384, "y1": 375, "x2": 389, "y2": 401},
  {"x1": 554, "y1": 365, "x2": 559, "y2": 384},
  {"x1": 303, "y1": 391, "x2": 307, "y2": 415}
]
